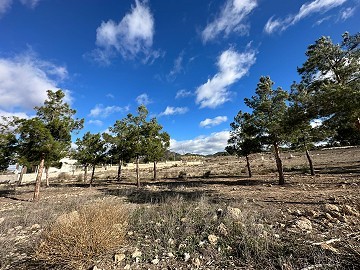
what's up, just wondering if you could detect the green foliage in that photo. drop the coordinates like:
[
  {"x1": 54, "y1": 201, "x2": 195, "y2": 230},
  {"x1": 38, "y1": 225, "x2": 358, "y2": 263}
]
[
  {"x1": 226, "y1": 111, "x2": 262, "y2": 157},
  {"x1": 144, "y1": 118, "x2": 170, "y2": 163},
  {"x1": 74, "y1": 132, "x2": 106, "y2": 167},
  {"x1": 243, "y1": 76, "x2": 289, "y2": 184},
  {"x1": 297, "y1": 32, "x2": 360, "y2": 145},
  {"x1": 16, "y1": 118, "x2": 59, "y2": 165},
  {"x1": 244, "y1": 76, "x2": 289, "y2": 145},
  {"x1": 104, "y1": 119, "x2": 132, "y2": 165},
  {"x1": 0, "y1": 118, "x2": 17, "y2": 171},
  {"x1": 35, "y1": 90, "x2": 84, "y2": 160}
]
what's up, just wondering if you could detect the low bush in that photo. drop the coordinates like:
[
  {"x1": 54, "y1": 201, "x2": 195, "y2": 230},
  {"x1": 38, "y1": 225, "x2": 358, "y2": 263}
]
[{"x1": 34, "y1": 201, "x2": 129, "y2": 269}]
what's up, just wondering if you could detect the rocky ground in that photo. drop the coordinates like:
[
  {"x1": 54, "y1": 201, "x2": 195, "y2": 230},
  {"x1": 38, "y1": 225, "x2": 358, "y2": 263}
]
[{"x1": 0, "y1": 147, "x2": 359, "y2": 269}]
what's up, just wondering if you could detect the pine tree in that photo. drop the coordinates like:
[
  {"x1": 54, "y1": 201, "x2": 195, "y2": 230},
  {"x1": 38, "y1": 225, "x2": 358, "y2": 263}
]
[
  {"x1": 226, "y1": 112, "x2": 262, "y2": 177},
  {"x1": 244, "y1": 76, "x2": 289, "y2": 185}
]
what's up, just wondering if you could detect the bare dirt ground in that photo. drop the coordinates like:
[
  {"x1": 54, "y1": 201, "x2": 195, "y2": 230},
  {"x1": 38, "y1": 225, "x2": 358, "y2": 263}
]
[{"x1": 0, "y1": 147, "x2": 359, "y2": 269}]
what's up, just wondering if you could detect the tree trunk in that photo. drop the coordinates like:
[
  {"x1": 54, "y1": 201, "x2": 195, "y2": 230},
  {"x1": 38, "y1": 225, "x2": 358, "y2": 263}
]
[
  {"x1": 83, "y1": 165, "x2": 88, "y2": 183},
  {"x1": 17, "y1": 166, "x2": 27, "y2": 186},
  {"x1": 273, "y1": 142, "x2": 285, "y2": 185},
  {"x1": 245, "y1": 155, "x2": 252, "y2": 178},
  {"x1": 33, "y1": 157, "x2": 45, "y2": 201},
  {"x1": 45, "y1": 166, "x2": 50, "y2": 187},
  {"x1": 153, "y1": 161, "x2": 157, "y2": 180},
  {"x1": 90, "y1": 164, "x2": 96, "y2": 187},
  {"x1": 305, "y1": 149, "x2": 315, "y2": 176},
  {"x1": 117, "y1": 160, "x2": 122, "y2": 181},
  {"x1": 136, "y1": 156, "x2": 140, "y2": 187}
]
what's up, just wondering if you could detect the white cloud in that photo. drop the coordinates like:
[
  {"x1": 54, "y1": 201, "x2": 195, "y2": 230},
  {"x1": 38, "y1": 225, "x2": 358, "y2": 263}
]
[
  {"x1": 136, "y1": 93, "x2": 151, "y2": 105},
  {"x1": 340, "y1": 7, "x2": 355, "y2": 20},
  {"x1": 175, "y1": 89, "x2": 192, "y2": 99},
  {"x1": 167, "y1": 52, "x2": 184, "y2": 81},
  {"x1": 170, "y1": 131, "x2": 230, "y2": 155},
  {"x1": 88, "y1": 120, "x2": 103, "y2": 126},
  {"x1": 159, "y1": 106, "x2": 188, "y2": 116},
  {"x1": 202, "y1": 0, "x2": 257, "y2": 43},
  {"x1": 0, "y1": 52, "x2": 69, "y2": 112},
  {"x1": 200, "y1": 116, "x2": 228, "y2": 128},
  {"x1": 0, "y1": 0, "x2": 41, "y2": 17},
  {"x1": 92, "y1": 0, "x2": 159, "y2": 64},
  {"x1": 264, "y1": 0, "x2": 347, "y2": 34},
  {"x1": 19, "y1": 0, "x2": 40, "y2": 8},
  {"x1": 0, "y1": 109, "x2": 30, "y2": 120},
  {"x1": 0, "y1": 0, "x2": 12, "y2": 16},
  {"x1": 195, "y1": 48, "x2": 256, "y2": 109},
  {"x1": 89, "y1": 104, "x2": 129, "y2": 118}
]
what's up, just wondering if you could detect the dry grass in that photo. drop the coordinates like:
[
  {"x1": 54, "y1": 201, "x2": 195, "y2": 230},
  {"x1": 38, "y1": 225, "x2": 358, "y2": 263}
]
[{"x1": 34, "y1": 200, "x2": 129, "y2": 269}]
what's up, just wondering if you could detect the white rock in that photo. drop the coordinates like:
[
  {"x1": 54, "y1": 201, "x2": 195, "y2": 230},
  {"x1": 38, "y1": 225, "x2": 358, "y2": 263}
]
[
  {"x1": 227, "y1": 207, "x2": 242, "y2": 220},
  {"x1": 114, "y1": 253, "x2": 126, "y2": 264},
  {"x1": 184, "y1": 252, "x2": 190, "y2": 262},
  {"x1": 167, "y1": 252, "x2": 174, "y2": 258},
  {"x1": 131, "y1": 248, "x2": 142, "y2": 258},
  {"x1": 124, "y1": 264, "x2": 131, "y2": 270},
  {"x1": 151, "y1": 258, "x2": 159, "y2": 265},
  {"x1": 295, "y1": 217, "x2": 312, "y2": 231},
  {"x1": 208, "y1": 234, "x2": 218, "y2": 245}
]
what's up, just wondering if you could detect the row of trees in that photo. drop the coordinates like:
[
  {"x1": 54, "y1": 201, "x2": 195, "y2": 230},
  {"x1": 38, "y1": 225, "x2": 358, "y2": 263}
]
[
  {"x1": 0, "y1": 91, "x2": 169, "y2": 201},
  {"x1": 73, "y1": 105, "x2": 170, "y2": 187},
  {"x1": 227, "y1": 32, "x2": 360, "y2": 185}
]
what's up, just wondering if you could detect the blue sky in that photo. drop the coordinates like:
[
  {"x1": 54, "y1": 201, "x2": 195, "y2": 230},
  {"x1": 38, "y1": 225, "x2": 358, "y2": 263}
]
[{"x1": 0, "y1": 0, "x2": 358, "y2": 155}]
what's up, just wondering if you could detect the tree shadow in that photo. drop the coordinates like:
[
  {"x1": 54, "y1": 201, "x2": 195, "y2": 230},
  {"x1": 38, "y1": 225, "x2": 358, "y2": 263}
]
[
  {"x1": 99, "y1": 177, "x2": 269, "y2": 204},
  {"x1": 315, "y1": 164, "x2": 360, "y2": 174}
]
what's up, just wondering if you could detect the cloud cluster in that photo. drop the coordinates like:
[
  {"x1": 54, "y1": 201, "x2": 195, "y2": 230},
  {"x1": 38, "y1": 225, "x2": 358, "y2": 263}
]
[
  {"x1": 167, "y1": 52, "x2": 184, "y2": 81},
  {"x1": 159, "y1": 106, "x2": 188, "y2": 116},
  {"x1": 200, "y1": 116, "x2": 227, "y2": 128},
  {"x1": 195, "y1": 48, "x2": 256, "y2": 109},
  {"x1": 0, "y1": 53, "x2": 69, "y2": 112},
  {"x1": 202, "y1": 0, "x2": 257, "y2": 43},
  {"x1": 89, "y1": 104, "x2": 129, "y2": 118},
  {"x1": 170, "y1": 131, "x2": 230, "y2": 155},
  {"x1": 92, "y1": 0, "x2": 159, "y2": 64},
  {"x1": 264, "y1": 0, "x2": 347, "y2": 34}
]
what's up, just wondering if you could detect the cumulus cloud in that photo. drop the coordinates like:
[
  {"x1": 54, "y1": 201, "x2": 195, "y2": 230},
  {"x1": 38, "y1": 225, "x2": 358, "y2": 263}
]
[
  {"x1": 170, "y1": 131, "x2": 230, "y2": 155},
  {"x1": 0, "y1": 53, "x2": 69, "y2": 112},
  {"x1": 202, "y1": 0, "x2": 257, "y2": 43},
  {"x1": 89, "y1": 104, "x2": 129, "y2": 118},
  {"x1": 136, "y1": 93, "x2": 151, "y2": 105},
  {"x1": 175, "y1": 89, "x2": 192, "y2": 99},
  {"x1": 0, "y1": 109, "x2": 30, "y2": 120},
  {"x1": 91, "y1": 0, "x2": 160, "y2": 64},
  {"x1": 264, "y1": 0, "x2": 347, "y2": 34},
  {"x1": 200, "y1": 116, "x2": 227, "y2": 128},
  {"x1": 159, "y1": 106, "x2": 188, "y2": 116},
  {"x1": 195, "y1": 48, "x2": 256, "y2": 109}
]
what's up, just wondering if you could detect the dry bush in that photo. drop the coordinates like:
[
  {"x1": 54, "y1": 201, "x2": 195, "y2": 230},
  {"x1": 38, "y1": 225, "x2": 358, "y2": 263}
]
[{"x1": 34, "y1": 201, "x2": 129, "y2": 269}]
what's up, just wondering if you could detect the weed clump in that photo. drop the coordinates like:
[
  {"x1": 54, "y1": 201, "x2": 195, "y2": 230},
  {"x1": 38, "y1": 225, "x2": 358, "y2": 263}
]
[{"x1": 34, "y1": 201, "x2": 129, "y2": 269}]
